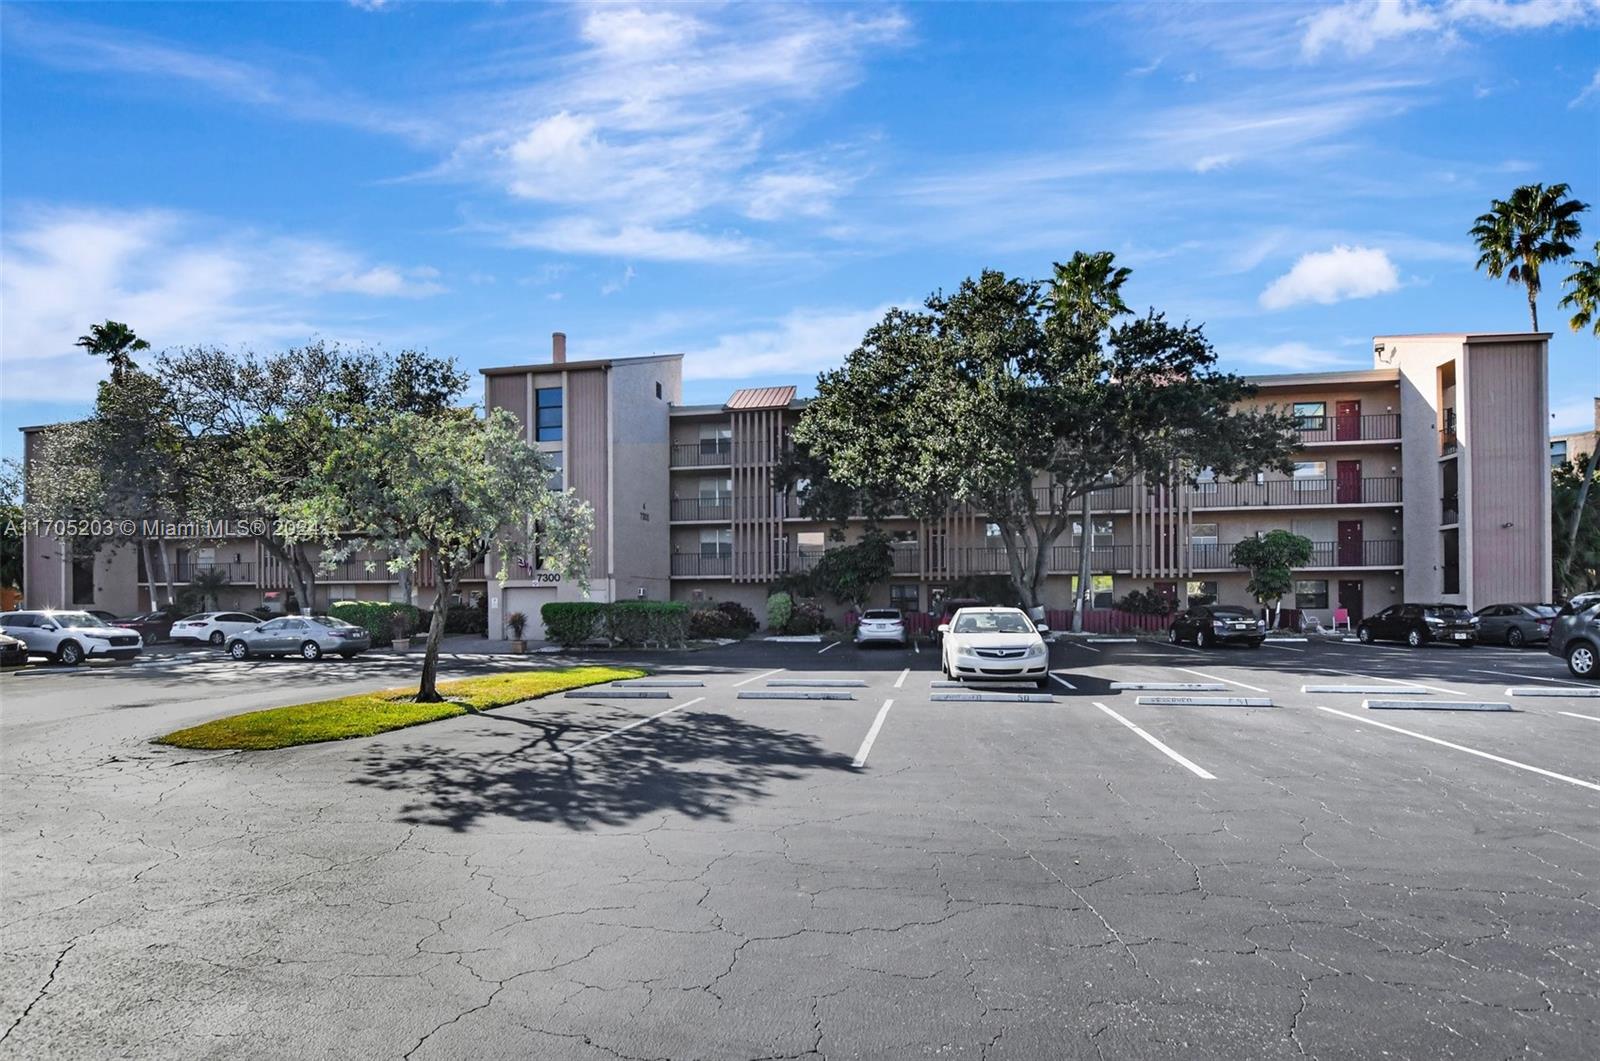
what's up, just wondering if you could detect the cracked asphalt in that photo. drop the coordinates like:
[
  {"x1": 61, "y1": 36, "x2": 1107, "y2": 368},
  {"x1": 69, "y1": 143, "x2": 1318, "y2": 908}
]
[{"x1": 1, "y1": 635, "x2": 1596, "y2": 1060}]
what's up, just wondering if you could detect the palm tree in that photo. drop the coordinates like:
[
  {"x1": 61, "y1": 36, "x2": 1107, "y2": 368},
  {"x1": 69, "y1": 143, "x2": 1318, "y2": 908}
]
[
  {"x1": 1559, "y1": 241, "x2": 1600, "y2": 336},
  {"x1": 75, "y1": 320, "x2": 149, "y2": 382},
  {"x1": 1470, "y1": 183, "x2": 1588, "y2": 331},
  {"x1": 189, "y1": 568, "x2": 230, "y2": 611}
]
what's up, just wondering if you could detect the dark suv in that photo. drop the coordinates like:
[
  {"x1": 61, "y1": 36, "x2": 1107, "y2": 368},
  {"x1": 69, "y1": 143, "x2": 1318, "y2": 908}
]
[
  {"x1": 1357, "y1": 603, "x2": 1477, "y2": 647},
  {"x1": 1548, "y1": 599, "x2": 1600, "y2": 678}
]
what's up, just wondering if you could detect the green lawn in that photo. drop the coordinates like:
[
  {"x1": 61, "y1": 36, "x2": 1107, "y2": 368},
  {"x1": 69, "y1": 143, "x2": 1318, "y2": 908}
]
[{"x1": 155, "y1": 666, "x2": 646, "y2": 751}]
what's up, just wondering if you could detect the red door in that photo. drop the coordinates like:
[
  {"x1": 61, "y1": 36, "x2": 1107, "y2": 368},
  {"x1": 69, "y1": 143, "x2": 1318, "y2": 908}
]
[
  {"x1": 1337, "y1": 520, "x2": 1363, "y2": 566},
  {"x1": 1335, "y1": 400, "x2": 1361, "y2": 441},
  {"x1": 1336, "y1": 460, "x2": 1362, "y2": 504}
]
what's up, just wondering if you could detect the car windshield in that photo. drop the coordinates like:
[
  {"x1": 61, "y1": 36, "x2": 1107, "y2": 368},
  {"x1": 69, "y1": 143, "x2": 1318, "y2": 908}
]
[
  {"x1": 953, "y1": 611, "x2": 1032, "y2": 634},
  {"x1": 1210, "y1": 606, "x2": 1253, "y2": 618},
  {"x1": 1427, "y1": 606, "x2": 1472, "y2": 619},
  {"x1": 1530, "y1": 605, "x2": 1559, "y2": 617},
  {"x1": 52, "y1": 612, "x2": 109, "y2": 628},
  {"x1": 180, "y1": 614, "x2": 207, "y2": 622},
  {"x1": 862, "y1": 610, "x2": 900, "y2": 620},
  {"x1": 310, "y1": 616, "x2": 360, "y2": 629}
]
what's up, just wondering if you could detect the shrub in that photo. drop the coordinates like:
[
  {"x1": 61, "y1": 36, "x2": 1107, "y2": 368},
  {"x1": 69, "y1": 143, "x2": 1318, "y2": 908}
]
[
  {"x1": 689, "y1": 608, "x2": 736, "y2": 640},
  {"x1": 715, "y1": 600, "x2": 759, "y2": 636},
  {"x1": 605, "y1": 601, "x2": 688, "y2": 647},
  {"x1": 766, "y1": 592, "x2": 793, "y2": 633},
  {"x1": 785, "y1": 598, "x2": 832, "y2": 635},
  {"x1": 329, "y1": 600, "x2": 423, "y2": 647},
  {"x1": 541, "y1": 602, "x2": 606, "y2": 648},
  {"x1": 507, "y1": 611, "x2": 528, "y2": 639},
  {"x1": 444, "y1": 600, "x2": 487, "y2": 635},
  {"x1": 1113, "y1": 590, "x2": 1175, "y2": 616}
]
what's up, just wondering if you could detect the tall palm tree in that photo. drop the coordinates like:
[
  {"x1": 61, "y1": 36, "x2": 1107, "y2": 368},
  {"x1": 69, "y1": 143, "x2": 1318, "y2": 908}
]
[
  {"x1": 75, "y1": 320, "x2": 149, "y2": 382},
  {"x1": 1470, "y1": 183, "x2": 1588, "y2": 331},
  {"x1": 1559, "y1": 241, "x2": 1600, "y2": 336}
]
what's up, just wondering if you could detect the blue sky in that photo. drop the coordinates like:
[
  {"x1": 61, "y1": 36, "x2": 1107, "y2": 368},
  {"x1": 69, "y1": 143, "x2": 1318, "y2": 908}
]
[{"x1": 3, "y1": 0, "x2": 1598, "y2": 460}]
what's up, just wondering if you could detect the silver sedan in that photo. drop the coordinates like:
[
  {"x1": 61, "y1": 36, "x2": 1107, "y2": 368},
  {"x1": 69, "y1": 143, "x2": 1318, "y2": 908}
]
[{"x1": 225, "y1": 615, "x2": 372, "y2": 660}]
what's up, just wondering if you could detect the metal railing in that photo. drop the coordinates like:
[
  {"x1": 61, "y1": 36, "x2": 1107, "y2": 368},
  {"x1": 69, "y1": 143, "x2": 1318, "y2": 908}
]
[
  {"x1": 670, "y1": 442, "x2": 734, "y2": 467},
  {"x1": 671, "y1": 552, "x2": 734, "y2": 577},
  {"x1": 1441, "y1": 495, "x2": 1459, "y2": 525},
  {"x1": 1189, "y1": 476, "x2": 1401, "y2": 508},
  {"x1": 1295, "y1": 413, "x2": 1401, "y2": 444},
  {"x1": 170, "y1": 561, "x2": 256, "y2": 583},
  {"x1": 671, "y1": 497, "x2": 734, "y2": 521},
  {"x1": 1440, "y1": 408, "x2": 1458, "y2": 455},
  {"x1": 1190, "y1": 539, "x2": 1403, "y2": 570}
]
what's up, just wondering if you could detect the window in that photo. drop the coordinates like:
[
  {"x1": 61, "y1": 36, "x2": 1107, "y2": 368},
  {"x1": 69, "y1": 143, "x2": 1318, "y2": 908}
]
[
  {"x1": 699, "y1": 528, "x2": 732, "y2": 558},
  {"x1": 1190, "y1": 523, "x2": 1218, "y2": 546},
  {"x1": 71, "y1": 548, "x2": 95, "y2": 605},
  {"x1": 1185, "y1": 580, "x2": 1218, "y2": 606},
  {"x1": 984, "y1": 523, "x2": 1002, "y2": 539},
  {"x1": 1071, "y1": 574, "x2": 1114, "y2": 609},
  {"x1": 546, "y1": 450, "x2": 564, "y2": 490},
  {"x1": 699, "y1": 424, "x2": 732, "y2": 456},
  {"x1": 1551, "y1": 440, "x2": 1568, "y2": 467},
  {"x1": 535, "y1": 387, "x2": 562, "y2": 442},
  {"x1": 698, "y1": 477, "x2": 732, "y2": 503},
  {"x1": 655, "y1": 381, "x2": 663, "y2": 400},
  {"x1": 1071, "y1": 518, "x2": 1114, "y2": 539},
  {"x1": 889, "y1": 584, "x2": 919, "y2": 611},
  {"x1": 1292, "y1": 402, "x2": 1326, "y2": 430},
  {"x1": 1293, "y1": 461, "x2": 1327, "y2": 490},
  {"x1": 1294, "y1": 579, "x2": 1329, "y2": 609}
]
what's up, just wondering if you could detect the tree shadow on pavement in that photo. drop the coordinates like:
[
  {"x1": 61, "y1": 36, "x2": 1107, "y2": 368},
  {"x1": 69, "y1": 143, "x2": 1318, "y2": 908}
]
[{"x1": 348, "y1": 709, "x2": 859, "y2": 832}]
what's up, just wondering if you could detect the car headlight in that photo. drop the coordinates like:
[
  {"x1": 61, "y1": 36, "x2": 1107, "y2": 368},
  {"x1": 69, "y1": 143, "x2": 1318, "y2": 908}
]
[
  {"x1": 1212, "y1": 620, "x2": 1227, "y2": 629},
  {"x1": 1027, "y1": 643, "x2": 1047, "y2": 657},
  {"x1": 1256, "y1": 620, "x2": 1266, "y2": 630},
  {"x1": 82, "y1": 631, "x2": 112, "y2": 640}
]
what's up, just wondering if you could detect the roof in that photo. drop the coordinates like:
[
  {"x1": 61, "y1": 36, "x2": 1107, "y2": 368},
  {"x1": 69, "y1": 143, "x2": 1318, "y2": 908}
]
[
  {"x1": 480, "y1": 352, "x2": 682, "y2": 377},
  {"x1": 1245, "y1": 368, "x2": 1399, "y2": 388},
  {"x1": 725, "y1": 385, "x2": 796, "y2": 411}
]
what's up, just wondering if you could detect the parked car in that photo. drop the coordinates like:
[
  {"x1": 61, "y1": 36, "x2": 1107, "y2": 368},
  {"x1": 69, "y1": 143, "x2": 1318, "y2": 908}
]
[
  {"x1": 117, "y1": 611, "x2": 178, "y2": 644},
  {"x1": 0, "y1": 610, "x2": 143, "y2": 665},
  {"x1": 84, "y1": 609, "x2": 124, "y2": 626},
  {"x1": 854, "y1": 608, "x2": 907, "y2": 647},
  {"x1": 1358, "y1": 603, "x2": 1477, "y2": 647},
  {"x1": 1472, "y1": 603, "x2": 1558, "y2": 647},
  {"x1": 225, "y1": 615, "x2": 372, "y2": 661},
  {"x1": 170, "y1": 611, "x2": 264, "y2": 646},
  {"x1": 938, "y1": 606, "x2": 1051, "y2": 688},
  {"x1": 1549, "y1": 599, "x2": 1600, "y2": 678},
  {"x1": 0, "y1": 631, "x2": 29, "y2": 669},
  {"x1": 1168, "y1": 604, "x2": 1266, "y2": 648}
]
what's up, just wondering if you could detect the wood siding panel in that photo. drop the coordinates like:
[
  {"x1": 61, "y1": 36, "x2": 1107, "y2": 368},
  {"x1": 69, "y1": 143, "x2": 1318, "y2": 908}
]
[
  {"x1": 568, "y1": 369, "x2": 610, "y2": 574},
  {"x1": 486, "y1": 374, "x2": 528, "y2": 441},
  {"x1": 1466, "y1": 341, "x2": 1548, "y2": 603}
]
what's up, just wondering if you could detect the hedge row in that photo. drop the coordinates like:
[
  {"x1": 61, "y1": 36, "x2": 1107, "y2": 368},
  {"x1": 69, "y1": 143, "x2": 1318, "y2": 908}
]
[
  {"x1": 328, "y1": 600, "x2": 422, "y2": 647},
  {"x1": 541, "y1": 601, "x2": 689, "y2": 648}
]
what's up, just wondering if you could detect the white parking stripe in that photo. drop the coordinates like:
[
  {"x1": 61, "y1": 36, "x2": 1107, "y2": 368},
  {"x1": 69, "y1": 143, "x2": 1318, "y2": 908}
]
[
  {"x1": 1049, "y1": 672, "x2": 1077, "y2": 690},
  {"x1": 852, "y1": 699, "x2": 895, "y2": 767},
  {"x1": 818, "y1": 641, "x2": 840, "y2": 654},
  {"x1": 733, "y1": 668, "x2": 783, "y2": 687},
  {"x1": 1092, "y1": 702, "x2": 1215, "y2": 780},
  {"x1": 1472, "y1": 668, "x2": 1591, "y2": 688},
  {"x1": 1331, "y1": 670, "x2": 1468, "y2": 697},
  {"x1": 1315, "y1": 705, "x2": 1600, "y2": 792},
  {"x1": 1558, "y1": 711, "x2": 1600, "y2": 723},
  {"x1": 1172, "y1": 667, "x2": 1269, "y2": 694},
  {"x1": 549, "y1": 697, "x2": 705, "y2": 759},
  {"x1": 1066, "y1": 641, "x2": 1101, "y2": 653},
  {"x1": 894, "y1": 668, "x2": 909, "y2": 689}
]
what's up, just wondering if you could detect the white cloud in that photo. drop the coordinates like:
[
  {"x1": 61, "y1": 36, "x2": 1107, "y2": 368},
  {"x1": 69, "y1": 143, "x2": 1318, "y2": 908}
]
[
  {"x1": 1230, "y1": 341, "x2": 1368, "y2": 370},
  {"x1": 1259, "y1": 245, "x2": 1401, "y2": 309},
  {"x1": 600, "y1": 265, "x2": 636, "y2": 296},
  {"x1": 744, "y1": 173, "x2": 841, "y2": 221},
  {"x1": 1, "y1": 207, "x2": 443, "y2": 403},
  {"x1": 1302, "y1": 0, "x2": 1599, "y2": 58},
  {"x1": 1571, "y1": 68, "x2": 1600, "y2": 107},
  {"x1": 504, "y1": 219, "x2": 752, "y2": 262},
  {"x1": 679, "y1": 304, "x2": 902, "y2": 381}
]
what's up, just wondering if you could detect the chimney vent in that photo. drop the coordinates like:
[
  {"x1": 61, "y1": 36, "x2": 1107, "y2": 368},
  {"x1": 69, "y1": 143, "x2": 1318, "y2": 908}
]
[{"x1": 552, "y1": 331, "x2": 567, "y2": 364}]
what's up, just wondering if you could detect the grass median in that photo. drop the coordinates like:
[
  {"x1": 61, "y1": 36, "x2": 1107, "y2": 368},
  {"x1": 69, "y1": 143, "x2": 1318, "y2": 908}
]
[{"x1": 155, "y1": 666, "x2": 646, "y2": 751}]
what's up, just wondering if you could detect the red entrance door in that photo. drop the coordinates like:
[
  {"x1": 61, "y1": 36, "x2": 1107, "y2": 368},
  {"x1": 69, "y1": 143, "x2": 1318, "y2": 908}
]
[
  {"x1": 1337, "y1": 520, "x2": 1364, "y2": 566},
  {"x1": 1335, "y1": 400, "x2": 1361, "y2": 441},
  {"x1": 1336, "y1": 460, "x2": 1362, "y2": 504}
]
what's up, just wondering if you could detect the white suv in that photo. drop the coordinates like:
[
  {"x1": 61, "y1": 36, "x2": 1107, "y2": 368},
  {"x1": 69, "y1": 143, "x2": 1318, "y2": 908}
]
[{"x1": 0, "y1": 610, "x2": 144, "y2": 666}]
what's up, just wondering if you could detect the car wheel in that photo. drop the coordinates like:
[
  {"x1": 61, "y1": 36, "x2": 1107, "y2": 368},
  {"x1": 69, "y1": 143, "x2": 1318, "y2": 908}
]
[
  {"x1": 1567, "y1": 642, "x2": 1597, "y2": 679},
  {"x1": 209, "y1": 630, "x2": 225, "y2": 646},
  {"x1": 340, "y1": 652, "x2": 358, "y2": 660},
  {"x1": 300, "y1": 641, "x2": 323, "y2": 661},
  {"x1": 228, "y1": 640, "x2": 250, "y2": 660},
  {"x1": 1506, "y1": 627, "x2": 1525, "y2": 648},
  {"x1": 1406, "y1": 629, "x2": 1423, "y2": 648},
  {"x1": 55, "y1": 641, "x2": 84, "y2": 667},
  {"x1": 1196, "y1": 630, "x2": 1212, "y2": 649},
  {"x1": 940, "y1": 652, "x2": 950, "y2": 678},
  {"x1": 1357, "y1": 625, "x2": 1373, "y2": 643},
  {"x1": 1167, "y1": 626, "x2": 1179, "y2": 643}
]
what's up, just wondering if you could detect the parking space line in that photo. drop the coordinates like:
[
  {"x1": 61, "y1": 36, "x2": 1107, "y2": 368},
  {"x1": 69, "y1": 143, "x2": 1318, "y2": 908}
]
[
  {"x1": 733, "y1": 668, "x2": 783, "y2": 687},
  {"x1": 1315, "y1": 706, "x2": 1600, "y2": 792},
  {"x1": 1157, "y1": 642, "x2": 1204, "y2": 654},
  {"x1": 912, "y1": 641, "x2": 920, "y2": 655},
  {"x1": 1172, "y1": 667, "x2": 1269, "y2": 694},
  {"x1": 894, "y1": 668, "x2": 909, "y2": 689},
  {"x1": 548, "y1": 697, "x2": 705, "y2": 759},
  {"x1": 1049, "y1": 673, "x2": 1077, "y2": 690},
  {"x1": 1333, "y1": 671, "x2": 1468, "y2": 697},
  {"x1": 1471, "y1": 668, "x2": 1591, "y2": 688},
  {"x1": 818, "y1": 641, "x2": 840, "y2": 654},
  {"x1": 852, "y1": 699, "x2": 894, "y2": 767},
  {"x1": 1558, "y1": 711, "x2": 1600, "y2": 723},
  {"x1": 1092, "y1": 702, "x2": 1215, "y2": 780},
  {"x1": 1064, "y1": 641, "x2": 1101, "y2": 653}
]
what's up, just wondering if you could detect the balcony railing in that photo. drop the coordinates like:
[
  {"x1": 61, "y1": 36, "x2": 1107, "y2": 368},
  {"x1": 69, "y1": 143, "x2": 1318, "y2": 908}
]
[
  {"x1": 671, "y1": 442, "x2": 734, "y2": 467},
  {"x1": 1189, "y1": 476, "x2": 1400, "y2": 508},
  {"x1": 1295, "y1": 413, "x2": 1401, "y2": 444},
  {"x1": 170, "y1": 561, "x2": 256, "y2": 584},
  {"x1": 672, "y1": 552, "x2": 734, "y2": 577},
  {"x1": 1441, "y1": 495, "x2": 1459, "y2": 525},
  {"x1": 1190, "y1": 539, "x2": 1403, "y2": 570},
  {"x1": 671, "y1": 497, "x2": 734, "y2": 521},
  {"x1": 1440, "y1": 408, "x2": 1458, "y2": 455}
]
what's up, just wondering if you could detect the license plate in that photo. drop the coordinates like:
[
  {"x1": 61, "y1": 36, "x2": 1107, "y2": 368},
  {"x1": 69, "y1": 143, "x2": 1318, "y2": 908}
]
[{"x1": 1452, "y1": 633, "x2": 1469, "y2": 640}]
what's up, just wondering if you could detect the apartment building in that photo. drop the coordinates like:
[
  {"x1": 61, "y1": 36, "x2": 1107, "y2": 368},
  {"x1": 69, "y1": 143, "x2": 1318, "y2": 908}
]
[
  {"x1": 1550, "y1": 397, "x2": 1599, "y2": 468},
  {"x1": 20, "y1": 330, "x2": 1553, "y2": 632}
]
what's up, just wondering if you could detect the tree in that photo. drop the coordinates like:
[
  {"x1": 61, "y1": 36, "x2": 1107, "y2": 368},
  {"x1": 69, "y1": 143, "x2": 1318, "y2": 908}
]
[
  {"x1": 1230, "y1": 531, "x2": 1313, "y2": 627},
  {"x1": 1559, "y1": 242, "x2": 1600, "y2": 335},
  {"x1": 1470, "y1": 182, "x2": 1588, "y2": 331},
  {"x1": 190, "y1": 567, "x2": 230, "y2": 611},
  {"x1": 292, "y1": 407, "x2": 593, "y2": 702},
  {"x1": 808, "y1": 530, "x2": 895, "y2": 616},
  {"x1": 1, "y1": 458, "x2": 24, "y2": 592},
  {"x1": 76, "y1": 320, "x2": 149, "y2": 382},
  {"x1": 790, "y1": 264, "x2": 1297, "y2": 611},
  {"x1": 1553, "y1": 456, "x2": 1600, "y2": 596}
]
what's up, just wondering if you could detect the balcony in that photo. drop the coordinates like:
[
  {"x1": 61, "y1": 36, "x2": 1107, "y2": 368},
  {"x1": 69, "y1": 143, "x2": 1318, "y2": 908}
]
[
  {"x1": 671, "y1": 442, "x2": 734, "y2": 468},
  {"x1": 1188, "y1": 476, "x2": 1400, "y2": 508},
  {"x1": 1295, "y1": 413, "x2": 1401, "y2": 445},
  {"x1": 1441, "y1": 494, "x2": 1459, "y2": 526},
  {"x1": 1440, "y1": 408, "x2": 1458, "y2": 455},
  {"x1": 1190, "y1": 539, "x2": 1403, "y2": 571},
  {"x1": 671, "y1": 552, "x2": 734, "y2": 577},
  {"x1": 671, "y1": 497, "x2": 734, "y2": 522},
  {"x1": 169, "y1": 561, "x2": 256, "y2": 584}
]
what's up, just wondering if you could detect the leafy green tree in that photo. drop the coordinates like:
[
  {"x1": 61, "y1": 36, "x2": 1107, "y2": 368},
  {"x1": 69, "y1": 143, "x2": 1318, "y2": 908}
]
[
  {"x1": 190, "y1": 567, "x2": 230, "y2": 611},
  {"x1": 1553, "y1": 456, "x2": 1600, "y2": 596},
  {"x1": 790, "y1": 264, "x2": 1297, "y2": 610},
  {"x1": 1, "y1": 458, "x2": 24, "y2": 592},
  {"x1": 808, "y1": 530, "x2": 895, "y2": 616},
  {"x1": 1230, "y1": 531, "x2": 1314, "y2": 626},
  {"x1": 1559, "y1": 241, "x2": 1600, "y2": 336},
  {"x1": 1470, "y1": 182, "x2": 1588, "y2": 331},
  {"x1": 76, "y1": 320, "x2": 149, "y2": 382},
  {"x1": 292, "y1": 407, "x2": 592, "y2": 702}
]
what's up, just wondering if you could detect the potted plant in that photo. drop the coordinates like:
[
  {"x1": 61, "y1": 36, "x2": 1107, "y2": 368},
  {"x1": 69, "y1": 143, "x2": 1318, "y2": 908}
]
[
  {"x1": 507, "y1": 611, "x2": 528, "y2": 653},
  {"x1": 390, "y1": 611, "x2": 413, "y2": 652}
]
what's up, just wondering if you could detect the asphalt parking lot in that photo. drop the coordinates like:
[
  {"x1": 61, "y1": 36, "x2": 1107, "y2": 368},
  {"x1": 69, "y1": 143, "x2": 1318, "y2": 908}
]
[{"x1": 1, "y1": 635, "x2": 1596, "y2": 1060}]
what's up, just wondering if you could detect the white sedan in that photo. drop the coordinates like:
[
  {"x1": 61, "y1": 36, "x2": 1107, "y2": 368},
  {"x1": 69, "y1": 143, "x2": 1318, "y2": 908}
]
[
  {"x1": 169, "y1": 611, "x2": 264, "y2": 646},
  {"x1": 938, "y1": 606, "x2": 1051, "y2": 688}
]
